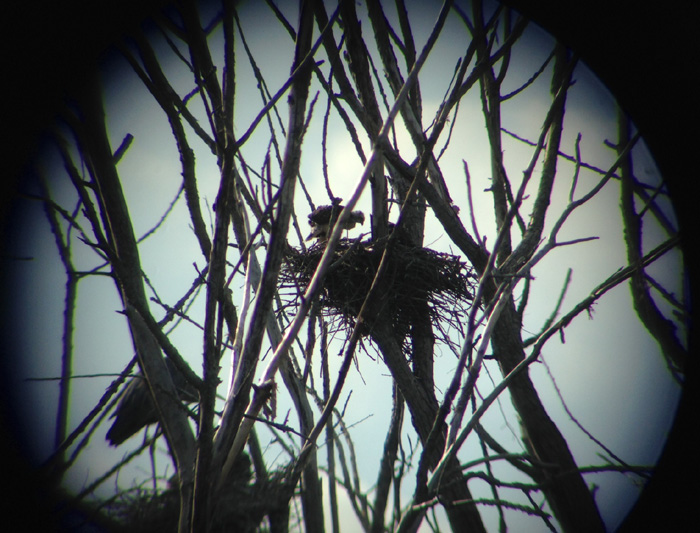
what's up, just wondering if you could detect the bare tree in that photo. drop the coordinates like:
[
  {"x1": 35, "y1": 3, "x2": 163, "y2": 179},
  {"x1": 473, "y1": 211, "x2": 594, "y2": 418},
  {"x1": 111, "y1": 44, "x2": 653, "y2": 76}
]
[{"x1": 25, "y1": 0, "x2": 685, "y2": 531}]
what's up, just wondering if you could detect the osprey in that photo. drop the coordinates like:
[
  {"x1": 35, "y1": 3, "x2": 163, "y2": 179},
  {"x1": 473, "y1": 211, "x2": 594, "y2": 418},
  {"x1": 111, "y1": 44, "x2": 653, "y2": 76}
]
[
  {"x1": 306, "y1": 201, "x2": 365, "y2": 241},
  {"x1": 106, "y1": 358, "x2": 197, "y2": 446}
]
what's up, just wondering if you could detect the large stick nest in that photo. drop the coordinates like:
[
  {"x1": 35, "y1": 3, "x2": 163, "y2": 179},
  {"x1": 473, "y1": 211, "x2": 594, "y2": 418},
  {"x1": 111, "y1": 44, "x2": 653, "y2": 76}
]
[
  {"x1": 281, "y1": 237, "x2": 477, "y2": 354},
  {"x1": 101, "y1": 454, "x2": 288, "y2": 533}
]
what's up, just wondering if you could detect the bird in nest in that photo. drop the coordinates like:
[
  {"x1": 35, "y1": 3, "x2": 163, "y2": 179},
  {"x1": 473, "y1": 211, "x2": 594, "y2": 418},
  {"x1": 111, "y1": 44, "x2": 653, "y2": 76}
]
[{"x1": 306, "y1": 199, "x2": 365, "y2": 241}]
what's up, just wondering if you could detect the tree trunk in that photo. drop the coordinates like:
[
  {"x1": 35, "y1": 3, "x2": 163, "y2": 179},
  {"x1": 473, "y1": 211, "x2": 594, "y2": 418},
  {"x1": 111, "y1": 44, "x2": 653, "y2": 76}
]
[
  {"x1": 371, "y1": 319, "x2": 486, "y2": 533},
  {"x1": 492, "y1": 302, "x2": 605, "y2": 532}
]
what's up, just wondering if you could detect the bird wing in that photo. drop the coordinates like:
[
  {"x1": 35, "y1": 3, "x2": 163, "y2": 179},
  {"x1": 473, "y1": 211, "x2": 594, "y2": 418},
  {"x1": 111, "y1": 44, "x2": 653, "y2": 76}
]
[
  {"x1": 308, "y1": 204, "x2": 337, "y2": 225},
  {"x1": 106, "y1": 358, "x2": 197, "y2": 446}
]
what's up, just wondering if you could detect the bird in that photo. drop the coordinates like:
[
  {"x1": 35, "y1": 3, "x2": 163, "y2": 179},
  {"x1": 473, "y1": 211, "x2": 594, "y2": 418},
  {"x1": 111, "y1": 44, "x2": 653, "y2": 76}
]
[
  {"x1": 106, "y1": 357, "x2": 198, "y2": 446},
  {"x1": 306, "y1": 199, "x2": 365, "y2": 241}
]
